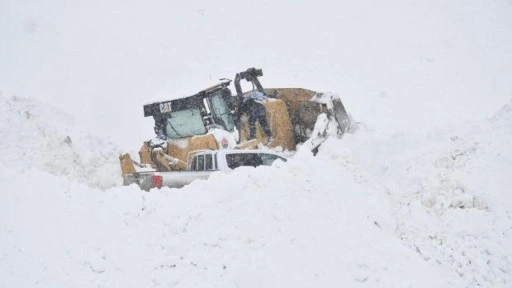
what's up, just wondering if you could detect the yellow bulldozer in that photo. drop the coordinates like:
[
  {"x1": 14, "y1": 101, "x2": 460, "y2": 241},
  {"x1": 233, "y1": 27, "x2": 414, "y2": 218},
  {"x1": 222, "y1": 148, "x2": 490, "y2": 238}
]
[{"x1": 120, "y1": 68, "x2": 351, "y2": 186}]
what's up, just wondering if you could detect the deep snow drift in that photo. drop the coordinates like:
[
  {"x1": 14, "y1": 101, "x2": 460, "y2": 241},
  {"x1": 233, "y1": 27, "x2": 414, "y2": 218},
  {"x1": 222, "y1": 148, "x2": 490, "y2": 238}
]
[
  {"x1": 0, "y1": 92, "x2": 511, "y2": 287},
  {"x1": 0, "y1": 94, "x2": 121, "y2": 189}
]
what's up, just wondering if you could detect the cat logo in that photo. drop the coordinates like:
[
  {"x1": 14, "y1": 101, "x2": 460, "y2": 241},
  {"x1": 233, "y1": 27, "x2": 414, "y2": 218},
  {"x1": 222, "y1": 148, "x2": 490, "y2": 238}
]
[{"x1": 159, "y1": 102, "x2": 172, "y2": 113}]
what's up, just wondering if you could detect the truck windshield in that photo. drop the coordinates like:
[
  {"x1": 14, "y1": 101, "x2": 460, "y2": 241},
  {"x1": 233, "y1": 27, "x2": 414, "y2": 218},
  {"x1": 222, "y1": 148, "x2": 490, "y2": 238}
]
[
  {"x1": 225, "y1": 153, "x2": 286, "y2": 169},
  {"x1": 165, "y1": 108, "x2": 207, "y2": 139},
  {"x1": 210, "y1": 92, "x2": 235, "y2": 132}
]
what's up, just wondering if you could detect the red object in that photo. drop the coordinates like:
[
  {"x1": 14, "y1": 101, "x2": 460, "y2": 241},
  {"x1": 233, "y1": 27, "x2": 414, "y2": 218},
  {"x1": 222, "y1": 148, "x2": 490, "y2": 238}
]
[{"x1": 152, "y1": 175, "x2": 163, "y2": 189}]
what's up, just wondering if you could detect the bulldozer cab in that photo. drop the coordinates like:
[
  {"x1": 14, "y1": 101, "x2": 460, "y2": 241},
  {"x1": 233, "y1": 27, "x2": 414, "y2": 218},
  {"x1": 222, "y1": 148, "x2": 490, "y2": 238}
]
[{"x1": 143, "y1": 81, "x2": 237, "y2": 140}]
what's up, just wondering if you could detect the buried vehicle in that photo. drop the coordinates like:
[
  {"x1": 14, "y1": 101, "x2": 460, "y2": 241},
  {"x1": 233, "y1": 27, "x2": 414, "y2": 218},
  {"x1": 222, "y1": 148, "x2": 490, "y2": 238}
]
[
  {"x1": 128, "y1": 149, "x2": 287, "y2": 191},
  {"x1": 120, "y1": 68, "x2": 352, "y2": 189}
]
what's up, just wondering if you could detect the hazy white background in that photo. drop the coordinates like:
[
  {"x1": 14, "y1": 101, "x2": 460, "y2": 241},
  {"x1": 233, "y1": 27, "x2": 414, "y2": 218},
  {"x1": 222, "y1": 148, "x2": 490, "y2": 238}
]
[{"x1": 2, "y1": 0, "x2": 511, "y2": 147}]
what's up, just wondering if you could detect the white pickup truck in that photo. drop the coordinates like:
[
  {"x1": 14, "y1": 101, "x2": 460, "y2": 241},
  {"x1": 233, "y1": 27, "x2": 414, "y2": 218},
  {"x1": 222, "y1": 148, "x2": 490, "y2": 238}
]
[{"x1": 131, "y1": 149, "x2": 286, "y2": 190}]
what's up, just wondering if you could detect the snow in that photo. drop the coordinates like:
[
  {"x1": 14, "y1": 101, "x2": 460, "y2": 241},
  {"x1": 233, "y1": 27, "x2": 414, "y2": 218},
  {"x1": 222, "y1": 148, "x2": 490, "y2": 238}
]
[
  {"x1": 1, "y1": 92, "x2": 511, "y2": 287},
  {"x1": 0, "y1": 94, "x2": 122, "y2": 189},
  {"x1": 1, "y1": 0, "x2": 512, "y2": 287}
]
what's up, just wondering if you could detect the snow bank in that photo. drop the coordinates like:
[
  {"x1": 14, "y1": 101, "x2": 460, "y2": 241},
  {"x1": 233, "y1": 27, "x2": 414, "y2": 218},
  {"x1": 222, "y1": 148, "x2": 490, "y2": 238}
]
[
  {"x1": 333, "y1": 99, "x2": 512, "y2": 287},
  {"x1": 0, "y1": 145, "x2": 446, "y2": 288},
  {"x1": 0, "y1": 92, "x2": 121, "y2": 189},
  {"x1": 1, "y1": 94, "x2": 511, "y2": 287}
]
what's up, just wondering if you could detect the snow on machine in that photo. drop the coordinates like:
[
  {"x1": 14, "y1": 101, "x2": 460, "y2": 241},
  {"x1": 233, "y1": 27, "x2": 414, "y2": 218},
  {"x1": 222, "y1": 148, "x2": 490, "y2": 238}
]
[{"x1": 120, "y1": 68, "x2": 352, "y2": 189}]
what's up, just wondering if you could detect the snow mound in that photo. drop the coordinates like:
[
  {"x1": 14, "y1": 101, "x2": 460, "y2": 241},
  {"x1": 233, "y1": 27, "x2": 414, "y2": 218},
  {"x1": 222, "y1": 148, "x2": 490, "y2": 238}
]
[
  {"x1": 0, "y1": 93, "x2": 452, "y2": 287},
  {"x1": 0, "y1": 92, "x2": 122, "y2": 189},
  {"x1": 0, "y1": 92, "x2": 511, "y2": 287},
  {"x1": 0, "y1": 146, "x2": 449, "y2": 288},
  {"x1": 341, "y1": 101, "x2": 512, "y2": 287}
]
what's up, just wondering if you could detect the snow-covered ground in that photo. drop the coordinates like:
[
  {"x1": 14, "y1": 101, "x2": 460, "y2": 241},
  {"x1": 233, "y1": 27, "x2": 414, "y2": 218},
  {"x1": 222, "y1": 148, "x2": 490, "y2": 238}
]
[
  {"x1": 1, "y1": 0, "x2": 512, "y2": 287},
  {"x1": 1, "y1": 90, "x2": 510, "y2": 288}
]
